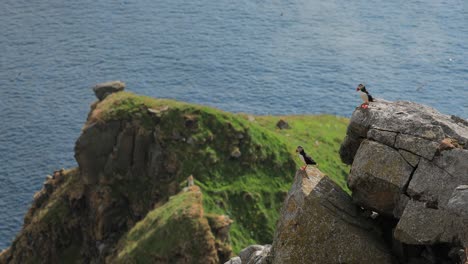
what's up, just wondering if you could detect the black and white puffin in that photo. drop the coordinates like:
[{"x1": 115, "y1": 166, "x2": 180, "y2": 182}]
[
  {"x1": 356, "y1": 84, "x2": 374, "y2": 108},
  {"x1": 296, "y1": 146, "x2": 317, "y2": 170}
]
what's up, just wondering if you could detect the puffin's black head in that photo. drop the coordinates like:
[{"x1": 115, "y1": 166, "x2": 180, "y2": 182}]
[
  {"x1": 296, "y1": 146, "x2": 304, "y2": 153},
  {"x1": 356, "y1": 83, "x2": 365, "y2": 91}
]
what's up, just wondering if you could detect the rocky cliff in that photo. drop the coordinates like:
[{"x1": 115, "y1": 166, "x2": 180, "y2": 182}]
[
  {"x1": 0, "y1": 82, "x2": 350, "y2": 263},
  {"x1": 341, "y1": 100, "x2": 468, "y2": 263},
  {"x1": 229, "y1": 100, "x2": 468, "y2": 264}
]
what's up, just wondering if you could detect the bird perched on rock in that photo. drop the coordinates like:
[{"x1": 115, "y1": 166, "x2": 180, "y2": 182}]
[
  {"x1": 296, "y1": 146, "x2": 317, "y2": 170},
  {"x1": 356, "y1": 84, "x2": 374, "y2": 109}
]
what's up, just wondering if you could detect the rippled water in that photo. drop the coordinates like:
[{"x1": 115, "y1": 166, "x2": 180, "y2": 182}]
[{"x1": 0, "y1": 0, "x2": 467, "y2": 249}]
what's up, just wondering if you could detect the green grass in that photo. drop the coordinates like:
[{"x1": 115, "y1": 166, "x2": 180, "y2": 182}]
[
  {"x1": 90, "y1": 92, "x2": 349, "y2": 254},
  {"x1": 3, "y1": 92, "x2": 350, "y2": 264},
  {"x1": 252, "y1": 115, "x2": 350, "y2": 192},
  {"x1": 91, "y1": 92, "x2": 350, "y2": 253},
  {"x1": 114, "y1": 189, "x2": 218, "y2": 263}
]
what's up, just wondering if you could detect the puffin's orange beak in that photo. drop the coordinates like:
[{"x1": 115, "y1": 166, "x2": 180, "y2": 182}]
[{"x1": 356, "y1": 88, "x2": 360, "y2": 91}]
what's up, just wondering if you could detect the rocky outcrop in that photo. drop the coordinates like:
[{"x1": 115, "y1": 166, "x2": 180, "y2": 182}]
[
  {"x1": 340, "y1": 100, "x2": 468, "y2": 164},
  {"x1": 93, "y1": 81, "x2": 125, "y2": 101},
  {"x1": 109, "y1": 186, "x2": 231, "y2": 264},
  {"x1": 270, "y1": 168, "x2": 392, "y2": 264},
  {"x1": 340, "y1": 100, "x2": 468, "y2": 263},
  {"x1": 1, "y1": 89, "x2": 298, "y2": 264},
  {"x1": 227, "y1": 168, "x2": 393, "y2": 264},
  {"x1": 238, "y1": 245, "x2": 271, "y2": 264},
  {"x1": 276, "y1": 119, "x2": 290, "y2": 130}
]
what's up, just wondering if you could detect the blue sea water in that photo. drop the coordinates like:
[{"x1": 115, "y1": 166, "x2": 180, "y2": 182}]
[{"x1": 0, "y1": 0, "x2": 467, "y2": 249}]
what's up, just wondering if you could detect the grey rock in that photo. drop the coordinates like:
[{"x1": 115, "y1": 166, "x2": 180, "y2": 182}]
[
  {"x1": 231, "y1": 147, "x2": 242, "y2": 158},
  {"x1": 111, "y1": 124, "x2": 136, "y2": 173},
  {"x1": 367, "y1": 129, "x2": 397, "y2": 147},
  {"x1": 239, "y1": 245, "x2": 271, "y2": 264},
  {"x1": 276, "y1": 119, "x2": 290, "y2": 129},
  {"x1": 269, "y1": 168, "x2": 392, "y2": 264},
  {"x1": 395, "y1": 133, "x2": 439, "y2": 160},
  {"x1": 399, "y1": 149, "x2": 420, "y2": 167},
  {"x1": 339, "y1": 135, "x2": 364, "y2": 165},
  {"x1": 339, "y1": 100, "x2": 468, "y2": 165},
  {"x1": 433, "y1": 148, "x2": 468, "y2": 177},
  {"x1": 393, "y1": 194, "x2": 410, "y2": 218},
  {"x1": 75, "y1": 121, "x2": 121, "y2": 183},
  {"x1": 224, "y1": 256, "x2": 242, "y2": 264},
  {"x1": 339, "y1": 99, "x2": 468, "y2": 258},
  {"x1": 447, "y1": 185, "x2": 468, "y2": 217},
  {"x1": 92, "y1": 81, "x2": 125, "y2": 101},
  {"x1": 239, "y1": 245, "x2": 264, "y2": 261},
  {"x1": 339, "y1": 109, "x2": 371, "y2": 164},
  {"x1": 132, "y1": 127, "x2": 153, "y2": 175},
  {"x1": 451, "y1": 115, "x2": 468, "y2": 127},
  {"x1": 407, "y1": 159, "x2": 465, "y2": 208},
  {"x1": 394, "y1": 200, "x2": 466, "y2": 245},
  {"x1": 348, "y1": 140, "x2": 414, "y2": 215}
]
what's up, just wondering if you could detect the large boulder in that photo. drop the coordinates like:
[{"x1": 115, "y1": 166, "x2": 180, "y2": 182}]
[
  {"x1": 348, "y1": 140, "x2": 414, "y2": 216},
  {"x1": 340, "y1": 100, "x2": 468, "y2": 260},
  {"x1": 268, "y1": 168, "x2": 393, "y2": 264},
  {"x1": 340, "y1": 100, "x2": 468, "y2": 165},
  {"x1": 92, "y1": 80, "x2": 125, "y2": 101},
  {"x1": 236, "y1": 245, "x2": 271, "y2": 264}
]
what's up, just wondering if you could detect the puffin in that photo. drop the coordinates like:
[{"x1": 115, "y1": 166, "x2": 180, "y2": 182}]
[
  {"x1": 296, "y1": 146, "x2": 317, "y2": 170},
  {"x1": 356, "y1": 84, "x2": 374, "y2": 109}
]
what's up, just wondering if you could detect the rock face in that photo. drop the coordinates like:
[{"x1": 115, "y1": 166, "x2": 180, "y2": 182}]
[
  {"x1": 340, "y1": 100, "x2": 468, "y2": 263},
  {"x1": 269, "y1": 168, "x2": 393, "y2": 264},
  {"x1": 228, "y1": 168, "x2": 393, "y2": 264},
  {"x1": 93, "y1": 80, "x2": 125, "y2": 100},
  {"x1": 1, "y1": 90, "x2": 299, "y2": 264},
  {"x1": 348, "y1": 139, "x2": 414, "y2": 216},
  {"x1": 238, "y1": 245, "x2": 271, "y2": 264},
  {"x1": 109, "y1": 186, "x2": 231, "y2": 264}
]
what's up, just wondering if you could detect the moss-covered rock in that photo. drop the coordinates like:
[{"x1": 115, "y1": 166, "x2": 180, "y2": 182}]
[{"x1": 109, "y1": 186, "x2": 230, "y2": 264}]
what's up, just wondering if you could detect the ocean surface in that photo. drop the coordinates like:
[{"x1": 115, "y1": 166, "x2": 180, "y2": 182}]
[{"x1": 0, "y1": 0, "x2": 467, "y2": 249}]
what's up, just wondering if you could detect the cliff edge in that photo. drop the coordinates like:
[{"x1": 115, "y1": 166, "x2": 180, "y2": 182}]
[{"x1": 0, "y1": 85, "x2": 296, "y2": 263}]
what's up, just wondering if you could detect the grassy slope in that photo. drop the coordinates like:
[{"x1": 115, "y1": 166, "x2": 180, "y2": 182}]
[
  {"x1": 94, "y1": 92, "x2": 297, "y2": 253},
  {"x1": 93, "y1": 92, "x2": 349, "y2": 254},
  {"x1": 113, "y1": 188, "x2": 219, "y2": 263},
  {"x1": 252, "y1": 115, "x2": 350, "y2": 192}
]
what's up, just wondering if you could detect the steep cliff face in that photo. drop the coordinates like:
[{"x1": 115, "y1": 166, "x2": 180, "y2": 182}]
[{"x1": 0, "y1": 88, "x2": 303, "y2": 263}]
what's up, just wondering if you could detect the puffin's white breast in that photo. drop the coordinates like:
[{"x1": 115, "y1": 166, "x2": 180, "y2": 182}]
[
  {"x1": 359, "y1": 91, "x2": 369, "y2": 102},
  {"x1": 298, "y1": 154, "x2": 305, "y2": 163}
]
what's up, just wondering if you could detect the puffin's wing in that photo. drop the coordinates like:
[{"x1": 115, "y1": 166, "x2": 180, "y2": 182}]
[{"x1": 304, "y1": 153, "x2": 317, "y2": 165}]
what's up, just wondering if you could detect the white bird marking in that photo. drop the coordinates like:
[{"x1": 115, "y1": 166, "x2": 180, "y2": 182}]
[
  {"x1": 359, "y1": 91, "x2": 369, "y2": 103},
  {"x1": 298, "y1": 153, "x2": 306, "y2": 164}
]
